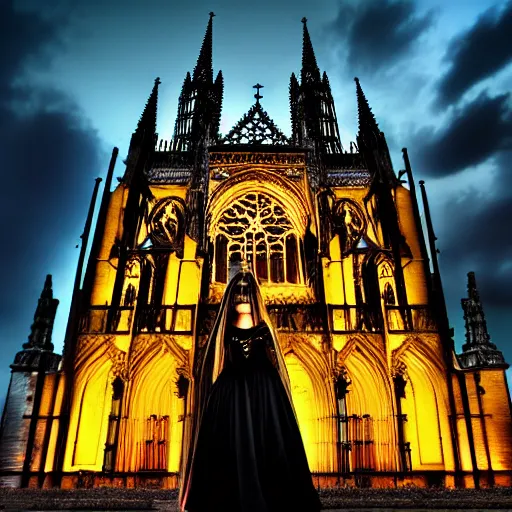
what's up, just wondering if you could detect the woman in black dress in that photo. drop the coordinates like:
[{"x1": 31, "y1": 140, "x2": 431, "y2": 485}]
[{"x1": 180, "y1": 271, "x2": 321, "y2": 512}]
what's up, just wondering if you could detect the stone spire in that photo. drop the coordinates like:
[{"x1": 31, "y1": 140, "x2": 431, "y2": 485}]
[
  {"x1": 172, "y1": 13, "x2": 223, "y2": 151},
  {"x1": 11, "y1": 275, "x2": 61, "y2": 371},
  {"x1": 192, "y1": 12, "x2": 215, "y2": 85},
  {"x1": 301, "y1": 17, "x2": 321, "y2": 86},
  {"x1": 124, "y1": 77, "x2": 160, "y2": 183},
  {"x1": 134, "y1": 77, "x2": 160, "y2": 140},
  {"x1": 290, "y1": 17, "x2": 342, "y2": 156},
  {"x1": 23, "y1": 275, "x2": 59, "y2": 352},
  {"x1": 355, "y1": 77, "x2": 397, "y2": 185},
  {"x1": 355, "y1": 77, "x2": 380, "y2": 148},
  {"x1": 459, "y1": 272, "x2": 508, "y2": 369}
]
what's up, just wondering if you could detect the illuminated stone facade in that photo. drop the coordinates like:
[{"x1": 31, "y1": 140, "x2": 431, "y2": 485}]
[{"x1": 1, "y1": 14, "x2": 511, "y2": 490}]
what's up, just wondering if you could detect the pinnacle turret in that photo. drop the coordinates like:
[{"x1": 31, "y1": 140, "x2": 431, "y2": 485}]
[
  {"x1": 23, "y1": 275, "x2": 59, "y2": 352},
  {"x1": 172, "y1": 13, "x2": 223, "y2": 151},
  {"x1": 10, "y1": 275, "x2": 61, "y2": 372},
  {"x1": 135, "y1": 77, "x2": 160, "y2": 139},
  {"x1": 192, "y1": 12, "x2": 215, "y2": 85},
  {"x1": 459, "y1": 271, "x2": 508, "y2": 369},
  {"x1": 291, "y1": 18, "x2": 342, "y2": 156},
  {"x1": 355, "y1": 77, "x2": 380, "y2": 146}
]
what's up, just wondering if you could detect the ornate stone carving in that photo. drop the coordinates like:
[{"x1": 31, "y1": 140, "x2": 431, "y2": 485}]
[
  {"x1": 391, "y1": 360, "x2": 408, "y2": 380},
  {"x1": 333, "y1": 366, "x2": 351, "y2": 399},
  {"x1": 333, "y1": 199, "x2": 366, "y2": 254},
  {"x1": 148, "y1": 197, "x2": 186, "y2": 248},
  {"x1": 221, "y1": 101, "x2": 290, "y2": 146},
  {"x1": 209, "y1": 152, "x2": 305, "y2": 167}
]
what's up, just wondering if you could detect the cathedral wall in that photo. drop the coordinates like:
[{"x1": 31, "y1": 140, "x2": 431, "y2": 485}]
[
  {"x1": 64, "y1": 358, "x2": 111, "y2": 471},
  {"x1": 44, "y1": 371, "x2": 66, "y2": 474},
  {"x1": 0, "y1": 372, "x2": 37, "y2": 486},
  {"x1": 119, "y1": 334, "x2": 188, "y2": 473},
  {"x1": 91, "y1": 185, "x2": 128, "y2": 306},
  {"x1": 29, "y1": 373, "x2": 60, "y2": 474},
  {"x1": 477, "y1": 370, "x2": 512, "y2": 473},
  {"x1": 450, "y1": 373, "x2": 474, "y2": 477},
  {"x1": 281, "y1": 333, "x2": 337, "y2": 474},
  {"x1": 64, "y1": 335, "x2": 124, "y2": 472},
  {"x1": 394, "y1": 186, "x2": 429, "y2": 305},
  {"x1": 339, "y1": 335, "x2": 397, "y2": 473},
  {"x1": 463, "y1": 369, "x2": 512, "y2": 477}
]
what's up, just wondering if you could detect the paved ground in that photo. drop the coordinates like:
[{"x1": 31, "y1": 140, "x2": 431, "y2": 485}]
[{"x1": 0, "y1": 487, "x2": 511, "y2": 510}]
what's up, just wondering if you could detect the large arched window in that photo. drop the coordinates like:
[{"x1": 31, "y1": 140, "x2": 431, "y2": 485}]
[{"x1": 213, "y1": 192, "x2": 302, "y2": 284}]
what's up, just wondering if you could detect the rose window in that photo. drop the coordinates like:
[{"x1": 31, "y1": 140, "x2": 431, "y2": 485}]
[{"x1": 213, "y1": 192, "x2": 302, "y2": 284}]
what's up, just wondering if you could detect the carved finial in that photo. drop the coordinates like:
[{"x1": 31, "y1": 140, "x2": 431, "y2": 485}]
[
  {"x1": 209, "y1": 11, "x2": 216, "y2": 19},
  {"x1": 253, "y1": 83, "x2": 264, "y2": 103},
  {"x1": 301, "y1": 16, "x2": 308, "y2": 24}
]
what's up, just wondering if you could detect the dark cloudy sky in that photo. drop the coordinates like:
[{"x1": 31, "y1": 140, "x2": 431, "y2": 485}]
[{"x1": 1, "y1": 0, "x2": 511, "y2": 406}]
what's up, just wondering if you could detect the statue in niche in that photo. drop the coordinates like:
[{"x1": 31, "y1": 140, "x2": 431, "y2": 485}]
[
  {"x1": 148, "y1": 197, "x2": 185, "y2": 248},
  {"x1": 180, "y1": 270, "x2": 321, "y2": 512},
  {"x1": 334, "y1": 199, "x2": 365, "y2": 255},
  {"x1": 383, "y1": 282, "x2": 396, "y2": 305}
]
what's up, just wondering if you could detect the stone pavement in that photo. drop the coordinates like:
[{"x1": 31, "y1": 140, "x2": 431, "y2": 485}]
[{"x1": 0, "y1": 487, "x2": 511, "y2": 510}]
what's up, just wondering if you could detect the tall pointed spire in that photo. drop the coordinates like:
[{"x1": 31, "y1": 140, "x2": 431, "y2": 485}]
[
  {"x1": 354, "y1": 77, "x2": 379, "y2": 144},
  {"x1": 172, "y1": 13, "x2": 222, "y2": 151},
  {"x1": 289, "y1": 72, "x2": 301, "y2": 145},
  {"x1": 135, "y1": 77, "x2": 160, "y2": 139},
  {"x1": 125, "y1": 77, "x2": 160, "y2": 182},
  {"x1": 22, "y1": 275, "x2": 59, "y2": 352},
  {"x1": 459, "y1": 272, "x2": 508, "y2": 368},
  {"x1": 301, "y1": 17, "x2": 321, "y2": 85},
  {"x1": 193, "y1": 12, "x2": 215, "y2": 84}
]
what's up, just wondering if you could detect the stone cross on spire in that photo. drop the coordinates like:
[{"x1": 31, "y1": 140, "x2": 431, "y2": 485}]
[{"x1": 253, "y1": 83, "x2": 264, "y2": 103}]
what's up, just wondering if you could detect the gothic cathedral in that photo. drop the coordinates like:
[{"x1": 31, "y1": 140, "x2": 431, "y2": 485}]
[{"x1": 1, "y1": 14, "x2": 511, "y2": 489}]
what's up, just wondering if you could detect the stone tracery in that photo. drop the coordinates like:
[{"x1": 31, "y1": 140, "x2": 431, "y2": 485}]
[{"x1": 212, "y1": 191, "x2": 302, "y2": 284}]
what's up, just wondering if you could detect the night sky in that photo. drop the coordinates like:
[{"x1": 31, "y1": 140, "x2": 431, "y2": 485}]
[{"x1": 1, "y1": 0, "x2": 511, "y2": 407}]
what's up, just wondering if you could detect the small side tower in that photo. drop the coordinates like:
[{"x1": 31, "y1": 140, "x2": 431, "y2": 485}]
[
  {"x1": 459, "y1": 272, "x2": 507, "y2": 368},
  {"x1": 457, "y1": 271, "x2": 512, "y2": 487},
  {"x1": 0, "y1": 275, "x2": 60, "y2": 487}
]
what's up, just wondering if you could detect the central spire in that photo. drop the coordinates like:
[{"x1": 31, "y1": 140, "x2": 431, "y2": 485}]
[
  {"x1": 301, "y1": 17, "x2": 321, "y2": 85},
  {"x1": 193, "y1": 12, "x2": 215, "y2": 84}
]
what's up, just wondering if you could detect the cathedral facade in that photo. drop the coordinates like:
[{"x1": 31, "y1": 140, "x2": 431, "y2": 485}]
[{"x1": 1, "y1": 15, "x2": 511, "y2": 490}]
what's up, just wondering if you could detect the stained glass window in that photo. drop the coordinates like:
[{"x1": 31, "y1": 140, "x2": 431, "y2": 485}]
[{"x1": 213, "y1": 192, "x2": 301, "y2": 284}]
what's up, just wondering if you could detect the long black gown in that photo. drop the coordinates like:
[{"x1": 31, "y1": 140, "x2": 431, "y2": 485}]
[{"x1": 184, "y1": 322, "x2": 322, "y2": 512}]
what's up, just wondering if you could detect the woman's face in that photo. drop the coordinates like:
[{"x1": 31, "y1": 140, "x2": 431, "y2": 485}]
[{"x1": 235, "y1": 302, "x2": 252, "y2": 314}]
